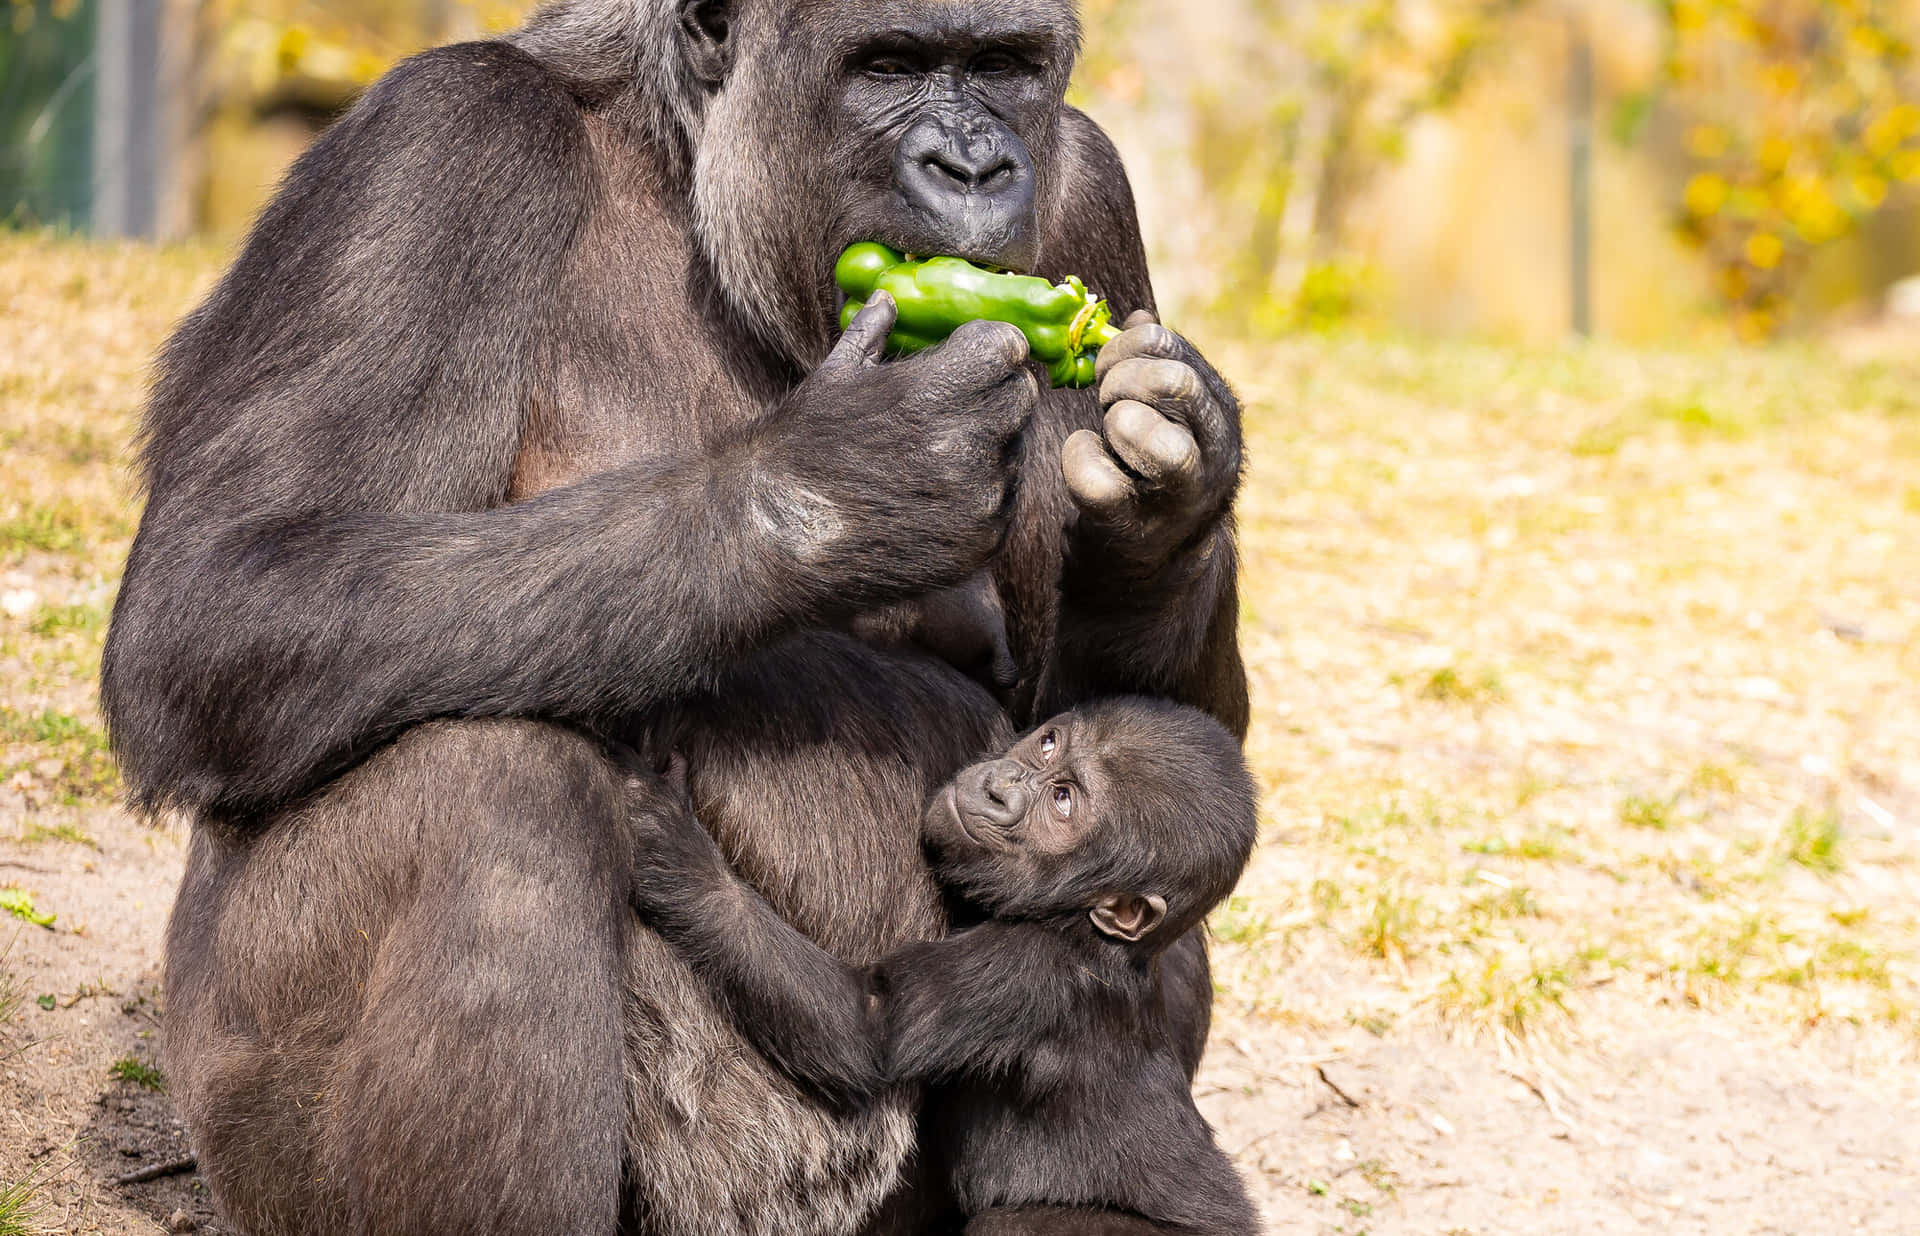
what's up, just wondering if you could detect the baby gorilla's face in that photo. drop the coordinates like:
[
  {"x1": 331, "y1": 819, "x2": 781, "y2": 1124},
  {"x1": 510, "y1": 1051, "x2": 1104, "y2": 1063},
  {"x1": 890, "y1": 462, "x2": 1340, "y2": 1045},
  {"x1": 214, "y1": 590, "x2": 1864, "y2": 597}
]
[
  {"x1": 920, "y1": 699, "x2": 1258, "y2": 948},
  {"x1": 924, "y1": 712, "x2": 1100, "y2": 861}
]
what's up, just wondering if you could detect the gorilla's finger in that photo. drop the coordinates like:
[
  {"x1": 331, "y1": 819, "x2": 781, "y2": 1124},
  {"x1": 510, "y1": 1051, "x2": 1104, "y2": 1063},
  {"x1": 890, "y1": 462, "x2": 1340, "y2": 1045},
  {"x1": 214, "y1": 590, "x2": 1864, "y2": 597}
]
[
  {"x1": 1095, "y1": 322, "x2": 1187, "y2": 383},
  {"x1": 829, "y1": 291, "x2": 897, "y2": 367},
  {"x1": 1104, "y1": 399, "x2": 1200, "y2": 493},
  {"x1": 1062, "y1": 429, "x2": 1135, "y2": 516},
  {"x1": 1123, "y1": 309, "x2": 1159, "y2": 329},
  {"x1": 939, "y1": 318, "x2": 1032, "y2": 376},
  {"x1": 1098, "y1": 356, "x2": 1230, "y2": 459}
]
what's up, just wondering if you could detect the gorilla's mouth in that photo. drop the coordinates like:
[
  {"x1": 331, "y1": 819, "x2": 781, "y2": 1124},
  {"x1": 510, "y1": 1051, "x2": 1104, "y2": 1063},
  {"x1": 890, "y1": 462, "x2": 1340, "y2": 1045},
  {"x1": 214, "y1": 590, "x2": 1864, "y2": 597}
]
[{"x1": 943, "y1": 784, "x2": 980, "y2": 845}]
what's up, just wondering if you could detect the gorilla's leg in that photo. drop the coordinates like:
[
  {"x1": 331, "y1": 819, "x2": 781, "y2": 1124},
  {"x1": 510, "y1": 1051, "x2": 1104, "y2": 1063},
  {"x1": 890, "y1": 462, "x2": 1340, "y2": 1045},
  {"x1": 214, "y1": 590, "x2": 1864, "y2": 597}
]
[
  {"x1": 165, "y1": 720, "x2": 632, "y2": 1236},
  {"x1": 965, "y1": 1209, "x2": 1184, "y2": 1235}
]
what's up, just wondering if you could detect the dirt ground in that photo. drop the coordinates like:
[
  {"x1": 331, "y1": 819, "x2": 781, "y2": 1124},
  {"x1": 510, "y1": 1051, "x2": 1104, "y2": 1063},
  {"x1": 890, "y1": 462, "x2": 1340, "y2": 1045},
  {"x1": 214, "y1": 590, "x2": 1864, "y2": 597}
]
[{"x1": 4, "y1": 234, "x2": 1918, "y2": 1234}]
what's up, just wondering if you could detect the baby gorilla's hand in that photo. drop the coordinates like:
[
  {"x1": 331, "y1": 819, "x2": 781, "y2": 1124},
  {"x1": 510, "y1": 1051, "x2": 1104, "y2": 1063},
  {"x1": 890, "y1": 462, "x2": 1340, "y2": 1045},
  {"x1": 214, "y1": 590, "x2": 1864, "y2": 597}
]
[{"x1": 617, "y1": 748, "x2": 732, "y2": 917}]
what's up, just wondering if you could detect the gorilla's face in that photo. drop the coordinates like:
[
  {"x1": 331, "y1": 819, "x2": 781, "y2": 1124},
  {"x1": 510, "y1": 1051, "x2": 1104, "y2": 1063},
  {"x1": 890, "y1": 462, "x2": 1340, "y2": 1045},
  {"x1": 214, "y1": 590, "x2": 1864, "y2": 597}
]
[
  {"x1": 678, "y1": 0, "x2": 1079, "y2": 363},
  {"x1": 826, "y1": 2, "x2": 1077, "y2": 275}
]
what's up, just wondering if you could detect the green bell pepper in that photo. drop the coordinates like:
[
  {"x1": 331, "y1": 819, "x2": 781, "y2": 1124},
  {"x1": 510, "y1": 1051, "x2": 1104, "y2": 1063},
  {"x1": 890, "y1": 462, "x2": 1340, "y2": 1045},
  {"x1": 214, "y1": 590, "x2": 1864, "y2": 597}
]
[{"x1": 834, "y1": 242, "x2": 1121, "y2": 389}]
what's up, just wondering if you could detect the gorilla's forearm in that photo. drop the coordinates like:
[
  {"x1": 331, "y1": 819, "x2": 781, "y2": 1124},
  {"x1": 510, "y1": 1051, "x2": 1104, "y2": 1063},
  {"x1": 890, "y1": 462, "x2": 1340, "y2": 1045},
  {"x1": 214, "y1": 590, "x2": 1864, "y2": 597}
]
[
  {"x1": 639, "y1": 874, "x2": 887, "y2": 1111},
  {"x1": 1040, "y1": 519, "x2": 1250, "y2": 740},
  {"x1": 102, "y1": 445, "x2": 882, "y2": 821}
]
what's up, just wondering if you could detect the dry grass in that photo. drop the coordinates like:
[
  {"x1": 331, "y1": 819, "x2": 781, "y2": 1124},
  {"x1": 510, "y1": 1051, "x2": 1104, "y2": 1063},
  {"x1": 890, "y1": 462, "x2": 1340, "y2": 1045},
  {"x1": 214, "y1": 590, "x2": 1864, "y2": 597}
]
[
  {"x1": 0, "y1": 235, "x2": 215, "y2": 831},
  {"x1": 3, "y1": 229, "x2": 1918, "y2": 1073},
  {"x1": 1211, "y1": 325, "x2": 1920, "y2": 1058}
]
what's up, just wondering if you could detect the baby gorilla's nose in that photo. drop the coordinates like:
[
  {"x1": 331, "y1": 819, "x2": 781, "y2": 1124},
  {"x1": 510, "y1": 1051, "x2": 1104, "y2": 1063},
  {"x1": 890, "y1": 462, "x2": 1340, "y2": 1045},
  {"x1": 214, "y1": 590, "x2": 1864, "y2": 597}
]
[{"x1": 971, "y1": 759, "x2": 1030, "y2": 829}]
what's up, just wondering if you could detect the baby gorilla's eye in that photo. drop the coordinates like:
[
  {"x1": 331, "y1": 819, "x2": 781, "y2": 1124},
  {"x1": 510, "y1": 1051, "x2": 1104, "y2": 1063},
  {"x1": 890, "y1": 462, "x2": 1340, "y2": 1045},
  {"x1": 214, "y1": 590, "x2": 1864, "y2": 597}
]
[
  {"x1": 862, "y1": 55, "x2": 915, "y2": 77},
  {"x1": 1038, "y1": 730, "x2": 1058, "y2": 760},
  {"x1": 1050, "y1": 784, "x2": 1074, "y2": 819}
]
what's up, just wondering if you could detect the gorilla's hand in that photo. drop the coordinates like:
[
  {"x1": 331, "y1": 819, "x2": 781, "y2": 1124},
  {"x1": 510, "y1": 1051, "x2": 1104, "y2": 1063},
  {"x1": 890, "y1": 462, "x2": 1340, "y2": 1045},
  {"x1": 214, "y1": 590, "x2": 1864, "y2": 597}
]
[
  {"x1": 762, "y1": 294, "x2": 1040, "y2": 604},
  {"x1": 621, "y1": 752, "x2": 731, "y2": 918},
  {"x1": 1061, "y1": 313, "x2": 1242, "y2": 575}
]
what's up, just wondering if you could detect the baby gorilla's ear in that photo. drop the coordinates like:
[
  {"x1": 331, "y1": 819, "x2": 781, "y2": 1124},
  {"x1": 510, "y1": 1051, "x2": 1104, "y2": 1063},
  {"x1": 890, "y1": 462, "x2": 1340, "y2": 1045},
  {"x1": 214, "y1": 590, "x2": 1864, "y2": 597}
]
[{"x1": 1090, "y1": 893, "x2": 1168, "y2": 943}]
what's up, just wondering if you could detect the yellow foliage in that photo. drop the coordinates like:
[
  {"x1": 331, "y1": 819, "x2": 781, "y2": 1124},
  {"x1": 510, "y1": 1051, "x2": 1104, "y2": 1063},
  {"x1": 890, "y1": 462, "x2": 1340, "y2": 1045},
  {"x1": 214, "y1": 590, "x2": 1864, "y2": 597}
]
[
  {"x1": 1661, "y1": 0, "x2": 1920, "y2": 335},
  {"x1": 1743, "y1": 231, "x2": 1783, "y2": 270},
  {"x1": 1685, "y1": 172, "x2": 1729, "y2": 217}
]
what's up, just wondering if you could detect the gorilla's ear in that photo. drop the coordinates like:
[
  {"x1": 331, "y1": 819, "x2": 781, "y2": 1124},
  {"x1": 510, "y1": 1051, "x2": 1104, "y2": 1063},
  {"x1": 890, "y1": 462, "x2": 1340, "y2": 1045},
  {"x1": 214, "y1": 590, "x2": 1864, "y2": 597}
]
[
  {"x1": 1090, "y1": 893, "x2": 1168, "y2": 943},
  {"x1": 678, "y1": 0, "x2": 733, "y2": 85}
]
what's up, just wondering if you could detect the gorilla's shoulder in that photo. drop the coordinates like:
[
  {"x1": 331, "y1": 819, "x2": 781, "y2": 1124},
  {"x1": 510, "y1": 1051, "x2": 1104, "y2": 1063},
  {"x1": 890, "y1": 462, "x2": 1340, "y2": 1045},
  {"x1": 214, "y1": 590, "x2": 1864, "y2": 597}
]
[
  {"x1": 341, "y1": 40, "x2": 589, "y2": 162},
  {"x1": 1058, "y1": 106, "x2": 1128, "y2": 183},
  {"x1": 1049, "y1": 107, "x2": 1152, "y2": 311}
]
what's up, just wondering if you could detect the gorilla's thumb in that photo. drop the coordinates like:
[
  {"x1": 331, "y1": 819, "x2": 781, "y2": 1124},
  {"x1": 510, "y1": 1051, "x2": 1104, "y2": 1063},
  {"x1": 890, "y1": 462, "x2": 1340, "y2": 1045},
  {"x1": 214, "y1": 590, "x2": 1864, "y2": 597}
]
[{"x1": 829, "y1": 292, "x2": 896, "y2": 368}]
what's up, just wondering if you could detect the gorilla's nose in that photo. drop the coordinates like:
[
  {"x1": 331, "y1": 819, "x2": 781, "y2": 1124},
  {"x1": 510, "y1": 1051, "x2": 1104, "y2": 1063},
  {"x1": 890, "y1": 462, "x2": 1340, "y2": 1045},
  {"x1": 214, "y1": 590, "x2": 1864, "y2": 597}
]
[
  {"x1": 968, "y1": 759, "x2": 1030, "y2": 829},
  {"x1": 921, "y1": 130, "x2": 1017, "y2": 190},
  {"x1": 892, "y1": 112, "x2": 1038, "y2": 268}
]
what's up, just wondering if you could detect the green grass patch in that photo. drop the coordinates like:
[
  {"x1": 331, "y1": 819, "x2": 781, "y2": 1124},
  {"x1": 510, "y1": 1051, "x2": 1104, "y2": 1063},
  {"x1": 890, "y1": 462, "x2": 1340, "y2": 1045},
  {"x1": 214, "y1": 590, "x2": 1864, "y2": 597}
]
[
  {"x1": 0, "y1": 888, "x2": 54, "y2": 929},
  {"x1": 1436, "y1": 953, "x2": 1573, "y2": 1042},
  {"x1": 17, "y1": 821, "x2": 98, "y2": 849},
  {"x1": 1462, "y1": 827, "x2": 1576, "y2": 862},
  {"x1": 0, "y1": 956, "x2": 19, "y2": 1025},
  {"x1": 1781, "y1": 807, "x2": 1843, "y2": 875},
  {"x1": 1619, "y1": 793, "x2": 1681, "y2": 831},
  {"x1": 0, "y1": 1157, "x2": 54, "y2": 1236},
  {"x1": 108, "y1": 1056, "x2": 165, "y2": 1092},
  {"x1": 1210, "y1": 896, "x2": 1274, "y2": 946},
  {"x1": 1648, "y1": 393, "x2": 1755, "y2": 440},
  {"x1": 0, "y1": 502, "x2": 89, "y2": 557},
  {"x1": 1357, "y1": 888, "x2": 1425, "y2": 962},
  {"x1": 27, "y1": 602, "x2": 106, "y2": 638},
  {"x1": 1405, "y1": 663, "x2": 1507, "y2": 708},
  {"x1": 0, "y1": 707, "x2": 119, "y2": 804}
]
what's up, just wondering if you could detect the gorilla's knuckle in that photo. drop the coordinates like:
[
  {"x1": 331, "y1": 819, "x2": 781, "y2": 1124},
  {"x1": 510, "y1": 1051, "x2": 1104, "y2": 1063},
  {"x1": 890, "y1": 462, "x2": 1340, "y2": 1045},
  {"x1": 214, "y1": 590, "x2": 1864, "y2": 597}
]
[
  {"x1": 1148, "y1": 358, "x2": 1204, "y2": 403},
  {"x1": 1104, "y1": 398, "x2": 1157, "y2": 442},
  {"x1": 1155, "y1": 425, "x2": 1202, "y2": 479},
  {"x1": 1136, "y1": 324, "x2": 1183, "y2": 357},
  {"x1": 951, "y1": 318, "x2": 1029, "y2": 362}
]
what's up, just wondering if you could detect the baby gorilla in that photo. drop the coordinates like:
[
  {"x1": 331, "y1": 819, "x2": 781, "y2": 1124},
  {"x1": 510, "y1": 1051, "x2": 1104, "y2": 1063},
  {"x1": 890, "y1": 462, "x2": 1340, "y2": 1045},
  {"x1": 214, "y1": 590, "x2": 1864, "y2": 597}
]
[{"x1": 626, "y1": 696, "x2": 1262, "y2": 1236}]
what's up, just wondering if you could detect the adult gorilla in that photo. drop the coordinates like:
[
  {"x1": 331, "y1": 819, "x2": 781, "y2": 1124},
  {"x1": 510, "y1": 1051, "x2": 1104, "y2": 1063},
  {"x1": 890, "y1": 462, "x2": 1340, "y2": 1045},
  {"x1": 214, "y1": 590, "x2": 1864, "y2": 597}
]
[{"x1": 101, "y1": 0, "x2": 1248, "y2": 1233}]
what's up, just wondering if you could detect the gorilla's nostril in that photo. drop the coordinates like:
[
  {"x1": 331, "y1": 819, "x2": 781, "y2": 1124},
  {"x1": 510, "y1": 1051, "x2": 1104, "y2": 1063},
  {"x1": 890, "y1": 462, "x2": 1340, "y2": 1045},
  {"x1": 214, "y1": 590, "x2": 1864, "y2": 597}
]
[
  {"x1": 924, "y1": 152, "x2": 973, "y2": 185},
  {"x1": 922, "y1": 147, "x2": 1017, "y2": 192}
]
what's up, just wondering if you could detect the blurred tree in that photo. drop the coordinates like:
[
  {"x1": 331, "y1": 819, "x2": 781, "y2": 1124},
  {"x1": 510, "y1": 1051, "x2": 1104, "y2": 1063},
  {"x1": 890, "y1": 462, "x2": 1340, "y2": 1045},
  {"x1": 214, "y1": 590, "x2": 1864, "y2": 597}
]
[
  {"x1": 1, "y1": 0, "x2": 96, "y2": 229},
  {"x1": 1133, "y1": 0, "x2": 1535, "y2": 331},
  {"x1": 1653, "y1": 0, "x2": 1920, "y2": 338}
]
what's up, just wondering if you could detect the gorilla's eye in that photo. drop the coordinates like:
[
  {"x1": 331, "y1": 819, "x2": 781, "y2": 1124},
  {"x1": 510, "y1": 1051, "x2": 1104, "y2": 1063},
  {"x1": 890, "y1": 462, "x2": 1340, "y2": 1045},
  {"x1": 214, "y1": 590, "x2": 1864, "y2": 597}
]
[
  {"x1": 862, "y1": 55, "x2": 916, "y2": 78},
  {"x1": 970, "y1": 51, "x2": 1025, "y2": 76},
  {"x1": 1050, "y1": 784, "x2": 1074, "y2": 819},
  {"x1": 1038, "y1": 730, "x2": 1058, "y2": 760}
]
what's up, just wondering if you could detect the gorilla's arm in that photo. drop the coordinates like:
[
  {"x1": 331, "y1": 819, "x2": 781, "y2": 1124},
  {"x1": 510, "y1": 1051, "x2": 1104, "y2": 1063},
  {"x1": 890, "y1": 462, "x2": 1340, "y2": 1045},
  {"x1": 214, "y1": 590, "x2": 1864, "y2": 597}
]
[
  {"x1": 1017, "y1": 110, "x2": 1250, "y2": 738},
  {"x1": 878, "y1": 927, "x2": 1087, "y2": 1090},
  {"x1": 103, "y1": 44, "x2": 1032, "y2": 822},
  {"x1": 627, "y1": 771, "x2": 886, "y2": 1110}
]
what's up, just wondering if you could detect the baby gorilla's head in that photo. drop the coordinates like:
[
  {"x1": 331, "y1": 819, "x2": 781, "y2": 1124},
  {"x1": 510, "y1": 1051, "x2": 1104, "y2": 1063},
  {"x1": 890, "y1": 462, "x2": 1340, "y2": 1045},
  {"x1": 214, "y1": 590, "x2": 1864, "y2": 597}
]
[{"x1": 923, "y1": 697, "x2": 1258, "y2": 953}]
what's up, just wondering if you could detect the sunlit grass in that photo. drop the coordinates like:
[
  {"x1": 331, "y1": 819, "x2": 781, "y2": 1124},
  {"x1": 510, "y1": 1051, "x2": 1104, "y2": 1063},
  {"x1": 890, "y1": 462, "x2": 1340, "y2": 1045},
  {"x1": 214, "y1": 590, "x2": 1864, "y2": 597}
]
[{"x1": 1213, "y1": 322, "x2": 1920, "y2": 1048}]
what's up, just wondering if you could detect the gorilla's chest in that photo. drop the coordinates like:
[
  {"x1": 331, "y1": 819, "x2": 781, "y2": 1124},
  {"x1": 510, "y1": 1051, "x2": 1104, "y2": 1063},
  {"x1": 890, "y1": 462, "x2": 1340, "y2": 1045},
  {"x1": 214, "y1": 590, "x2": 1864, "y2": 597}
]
[
  {"x1": 510, "y1": 156, "x2": 786, "y2": 499},
  {"x1": 668, "y1": 632, "x2": 1014, "y2": 967}
]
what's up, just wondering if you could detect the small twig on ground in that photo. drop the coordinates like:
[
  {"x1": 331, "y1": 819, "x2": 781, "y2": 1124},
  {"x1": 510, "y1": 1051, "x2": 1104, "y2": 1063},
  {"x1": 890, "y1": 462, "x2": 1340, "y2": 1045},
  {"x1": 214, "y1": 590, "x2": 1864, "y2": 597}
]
[
  {"x1": 1315, "y1": 1064, "x2": 1362, "y2": 1108},
  {"x1": 112, "y1": 1155, "x2": 198, "y2": 1187},
  {"x1": 1501, "y1": 1065, "x2": 1584, "y2": 1139}
]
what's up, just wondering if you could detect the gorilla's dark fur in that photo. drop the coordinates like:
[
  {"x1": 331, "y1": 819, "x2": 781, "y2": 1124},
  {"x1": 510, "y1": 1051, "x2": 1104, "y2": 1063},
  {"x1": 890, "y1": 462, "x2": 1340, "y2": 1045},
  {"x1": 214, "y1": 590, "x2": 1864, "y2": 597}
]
[{"x1": 101, "y1": 0, "x2": 1250, "y2": 1232}]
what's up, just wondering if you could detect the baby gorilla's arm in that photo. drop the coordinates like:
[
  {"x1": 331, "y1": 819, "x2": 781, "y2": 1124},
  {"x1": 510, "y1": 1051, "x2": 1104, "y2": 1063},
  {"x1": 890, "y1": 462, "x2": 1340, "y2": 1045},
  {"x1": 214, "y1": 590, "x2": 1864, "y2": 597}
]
[
  {"x1": 879, "y1": 925, "x2": 1086, "y2": 1091},
  {"x1": 623, "y1": 760, "x2": 886, "y2": 1110}
]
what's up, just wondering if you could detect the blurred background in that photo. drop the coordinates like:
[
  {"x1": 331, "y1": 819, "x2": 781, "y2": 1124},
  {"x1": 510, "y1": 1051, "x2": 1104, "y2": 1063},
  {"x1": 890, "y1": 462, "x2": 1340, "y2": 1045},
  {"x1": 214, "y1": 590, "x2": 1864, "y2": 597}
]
[{"x1": 4, "y1": 0, "x2": 1919, "y2": 343}]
